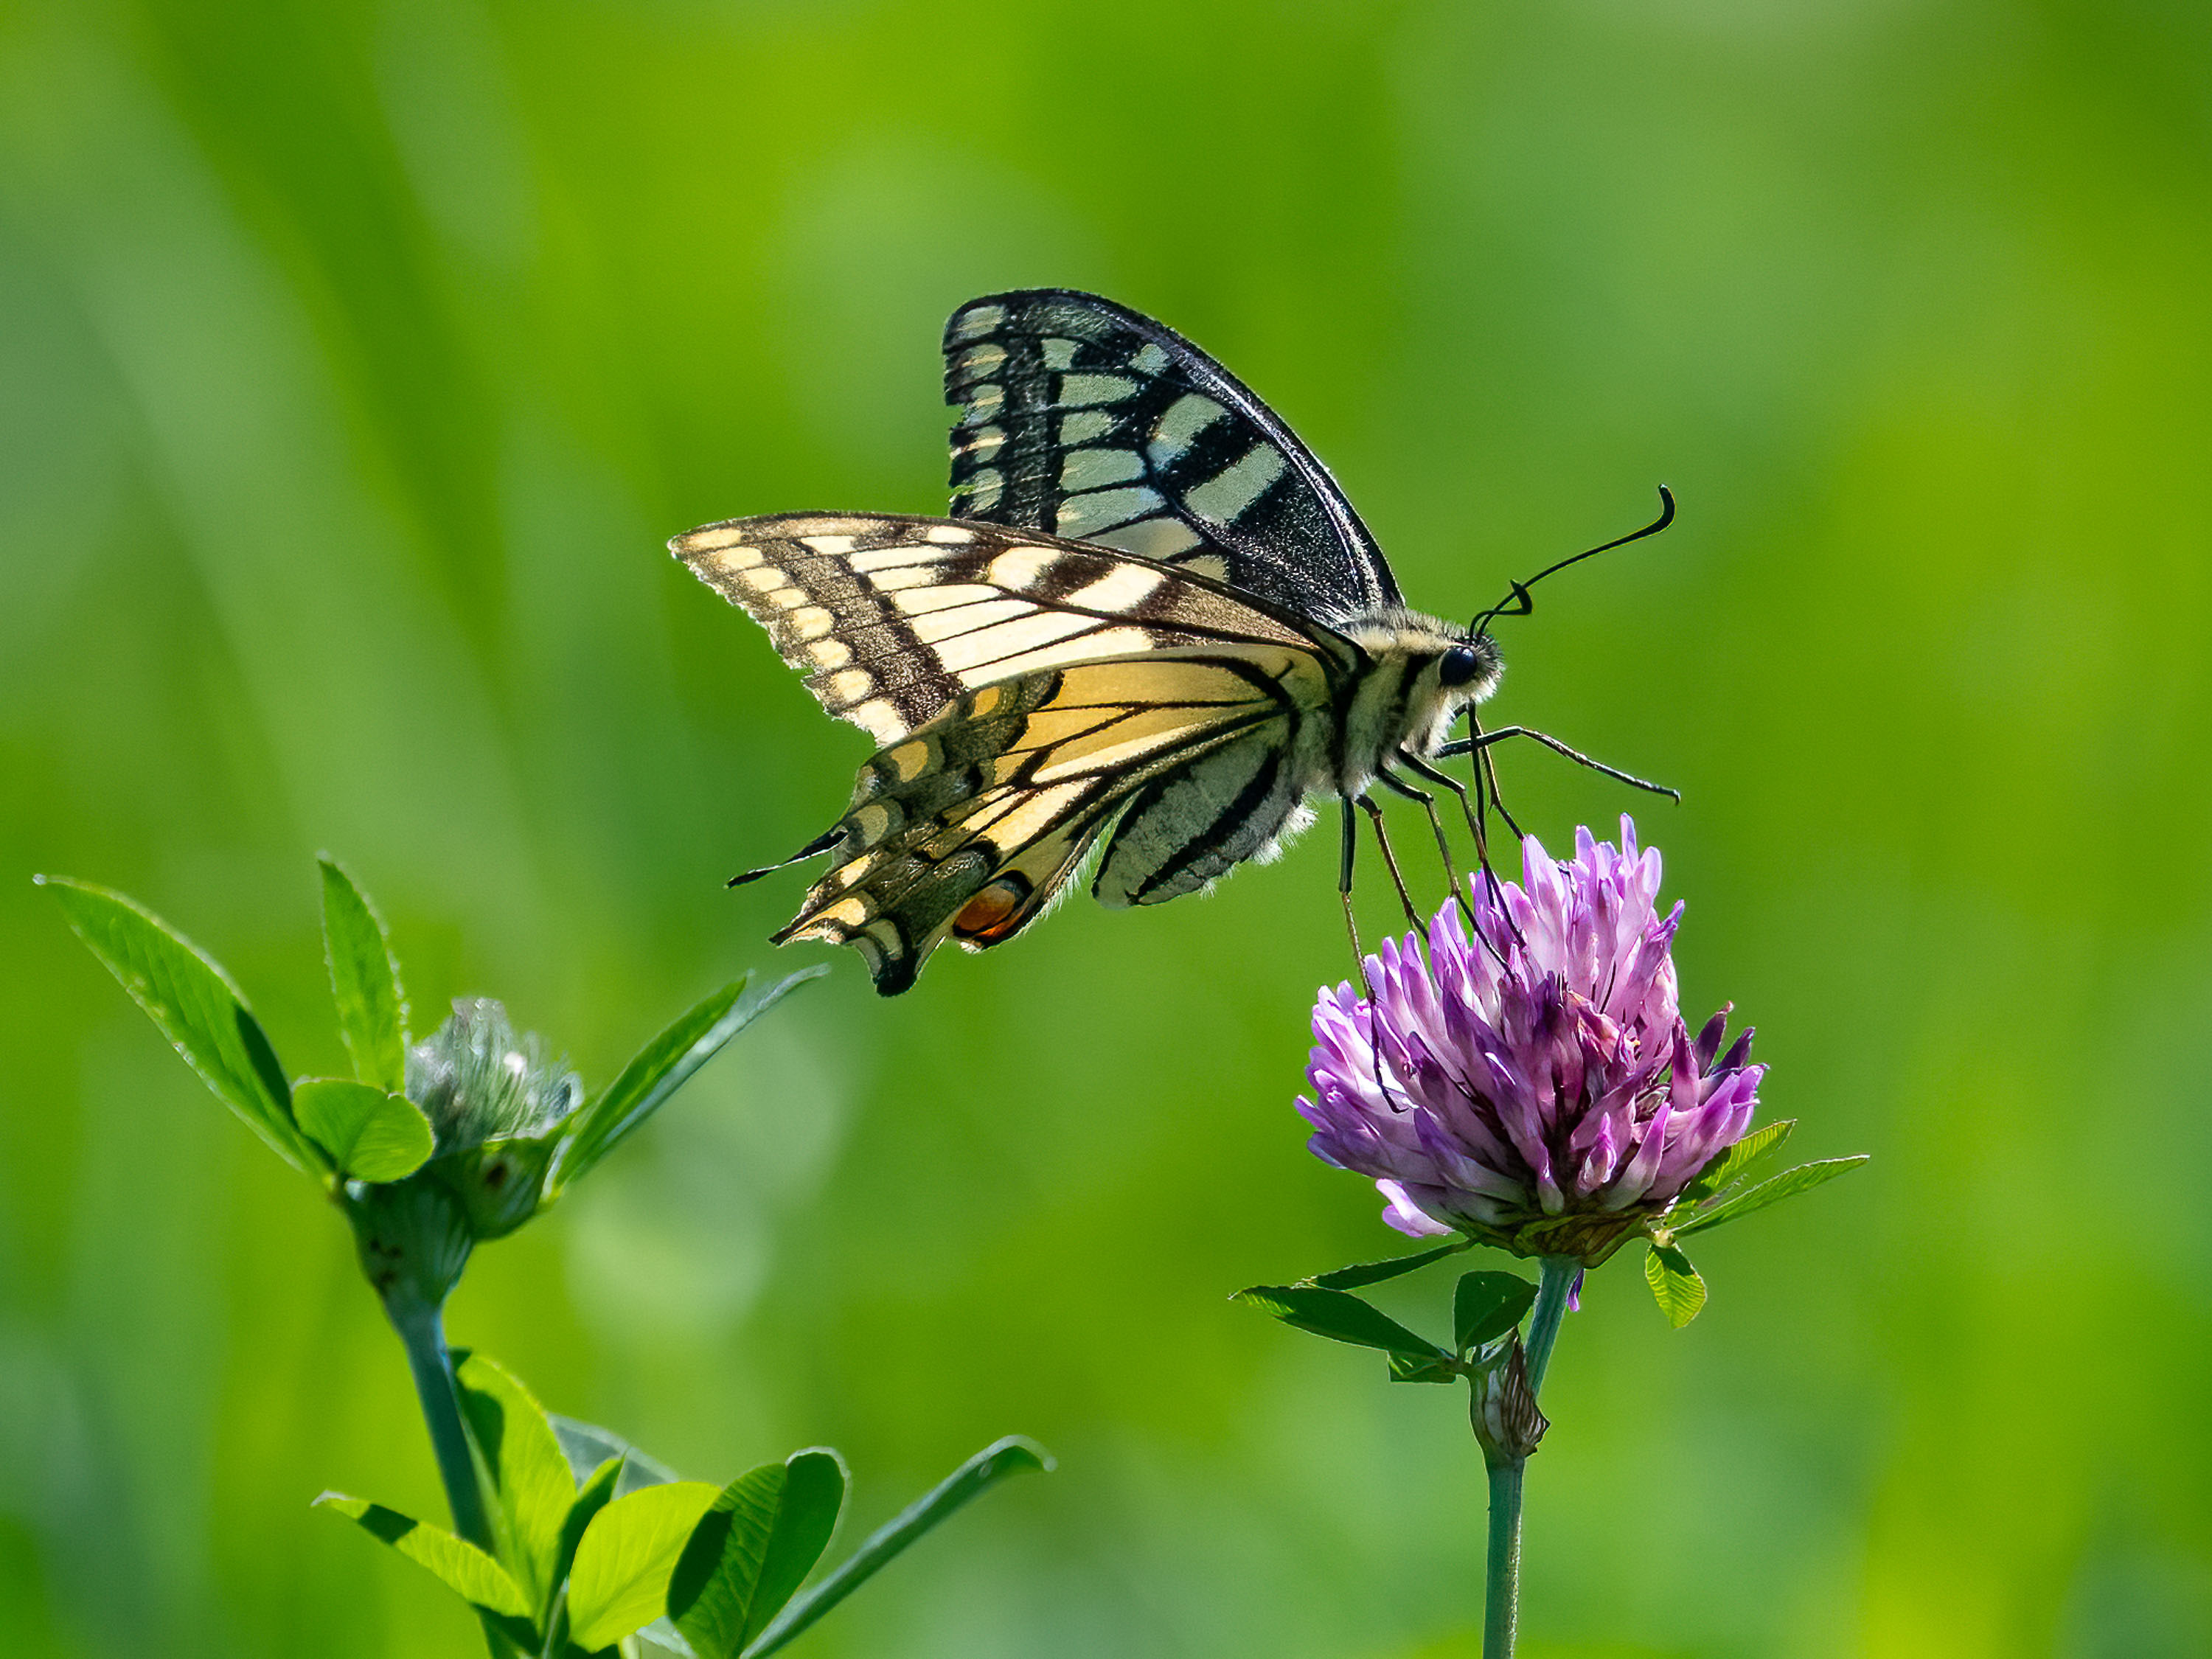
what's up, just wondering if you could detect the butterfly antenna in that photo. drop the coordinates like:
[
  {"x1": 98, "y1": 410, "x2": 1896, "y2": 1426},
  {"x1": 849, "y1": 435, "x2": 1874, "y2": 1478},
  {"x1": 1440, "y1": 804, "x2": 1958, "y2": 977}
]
[
  {"x1": 1468, "y1": 485, "x2": 1676, "y2": 639},
  {"x1": 728, "y1": 826, "x2": 842, "y2": 888}
]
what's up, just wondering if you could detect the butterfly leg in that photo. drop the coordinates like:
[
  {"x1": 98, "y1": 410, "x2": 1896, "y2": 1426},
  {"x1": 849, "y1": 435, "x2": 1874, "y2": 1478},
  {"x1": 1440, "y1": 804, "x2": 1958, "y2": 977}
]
[
  {"x1": 1375, "y1": 765, "x2": 1463, "y2": 908},
  {"x1": 1388, "y1": 752, "x2": 1492, "y2": 934},
  {"x1": 1436, "y1": 727, "x2": 1681, "y2": 803},
  {"x1": 1356, "y1": 795, "x2": 1422, "y2": 930},
  {"x1": 1397, "y1": 748, "x2": 1484, "y2": 858},
  {"x1": 1338, "y1": 796, "x2": 1374, "y2": 995},
  {"x1": 1453, "y1": 712, "x2": 1526, "y2": 841},
  {"x1": 1430, "y1": 718, "x2": 1526, "y2": 964}
]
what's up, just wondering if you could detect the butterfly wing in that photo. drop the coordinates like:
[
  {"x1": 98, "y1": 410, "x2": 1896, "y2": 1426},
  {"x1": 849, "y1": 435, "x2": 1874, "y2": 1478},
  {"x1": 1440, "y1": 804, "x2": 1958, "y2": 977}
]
[
  {"x1": 670, "y1": 512, "x2": 1326, "y2": 742},
  {"x1": 943, "y1": 290, "x2": 1401, "y2": 623},
  {"x1": 670, "y1": 512, "x2": 1352, "y2": 995},
  {"x1": 773, "y1": 652, "x2": 1329, "y2": 993}
]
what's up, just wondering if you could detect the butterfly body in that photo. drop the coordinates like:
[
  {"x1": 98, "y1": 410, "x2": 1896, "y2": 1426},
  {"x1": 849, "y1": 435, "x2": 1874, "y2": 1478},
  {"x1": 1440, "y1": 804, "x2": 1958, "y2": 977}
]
[{"x1": 676, "y1": 291, "x2": 1509, "y2": 994}]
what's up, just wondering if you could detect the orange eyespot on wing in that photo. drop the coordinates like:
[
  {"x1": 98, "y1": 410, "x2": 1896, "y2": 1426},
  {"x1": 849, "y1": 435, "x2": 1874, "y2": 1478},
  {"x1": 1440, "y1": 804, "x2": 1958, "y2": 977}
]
[{"x1": 952, "y1": 874, "x2": 1034, "y2": 945}]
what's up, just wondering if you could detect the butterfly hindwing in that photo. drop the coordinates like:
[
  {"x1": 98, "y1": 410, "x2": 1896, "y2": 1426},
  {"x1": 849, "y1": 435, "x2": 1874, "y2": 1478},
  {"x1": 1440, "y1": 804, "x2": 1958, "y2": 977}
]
[
  {"x1": 670, "y1": 513, "x2": 1325, "y2": 745},
  {"x1": 944, "y1": 290, "x2": 1402, "y2": 623},
  {"x1": 1093, "y1": 728, "x2": 1315, "y2": 908},
  {"x1": 776, "y1": 652, "x2": 1326, "y2": 992}
]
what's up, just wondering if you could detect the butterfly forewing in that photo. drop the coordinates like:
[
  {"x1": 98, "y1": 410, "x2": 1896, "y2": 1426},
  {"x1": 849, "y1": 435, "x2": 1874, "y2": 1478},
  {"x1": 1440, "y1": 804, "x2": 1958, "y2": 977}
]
[
  {"x1": 776, "y1": 653, "x2": 1326, "y2": 992},
  {"x1": 671, "y1": 513, "x2": 1321, "y2": 743},
  {"x1": 944, "y1": 291, "x2": 1402, "y2": 622}
]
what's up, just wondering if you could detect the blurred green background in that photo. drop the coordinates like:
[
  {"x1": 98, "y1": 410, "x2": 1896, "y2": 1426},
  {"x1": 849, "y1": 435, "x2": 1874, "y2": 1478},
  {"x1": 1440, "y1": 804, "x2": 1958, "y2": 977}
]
[{"x1": 3, "y1": 0, "x2": 2209, "y2": 1654}]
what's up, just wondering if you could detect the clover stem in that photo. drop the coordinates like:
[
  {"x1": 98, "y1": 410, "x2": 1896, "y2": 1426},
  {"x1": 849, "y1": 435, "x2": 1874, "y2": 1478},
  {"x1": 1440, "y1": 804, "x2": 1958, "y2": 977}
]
[
  {"x1": 1481, "y1": 1458, "x2": 1525, "y2": 1659},
  {"x1": 1522, "y1": 1254, "x2": 1579, "y2": 1397},
  {"x1": 389, "y1": 1295, "x2": 493, "y2": 1551},
  {"x1": 1481, "y1": 1255, "x2": 1579, "y2": 1659}
]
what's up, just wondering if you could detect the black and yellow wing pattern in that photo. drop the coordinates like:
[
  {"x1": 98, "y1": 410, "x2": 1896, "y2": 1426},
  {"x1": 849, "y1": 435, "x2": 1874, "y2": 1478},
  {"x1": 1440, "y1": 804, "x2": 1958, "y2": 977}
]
[
  {"x1": 942, "y1": 290, "x2": 1401, "y2": 623},
  {"x1": 672, "y1": 514, "x2": 1346, "y2": 993}
]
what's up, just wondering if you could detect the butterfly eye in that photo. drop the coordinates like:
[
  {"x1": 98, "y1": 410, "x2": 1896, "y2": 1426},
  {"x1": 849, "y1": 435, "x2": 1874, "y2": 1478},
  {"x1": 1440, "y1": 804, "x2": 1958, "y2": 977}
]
[{"x1": 1438, "y1": 644, "x2": 1484, "y2": 688}]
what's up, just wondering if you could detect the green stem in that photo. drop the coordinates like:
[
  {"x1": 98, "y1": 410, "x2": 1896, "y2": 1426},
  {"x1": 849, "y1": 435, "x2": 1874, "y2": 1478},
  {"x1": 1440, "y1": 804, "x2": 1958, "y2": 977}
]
[
  {"x1": 1481, "y1": 1458, "x2": 1524, "y2": 1659},
  {"x1": 1481, "y1": 1255, "x2": 1580, "y2": 1659},
  {"x1": 1522, "y1": 1254, "x2": 1579, "y2": 1397},
  {"x1": 389, "y1": 1296, "x2": 493, "y2": 1551}
]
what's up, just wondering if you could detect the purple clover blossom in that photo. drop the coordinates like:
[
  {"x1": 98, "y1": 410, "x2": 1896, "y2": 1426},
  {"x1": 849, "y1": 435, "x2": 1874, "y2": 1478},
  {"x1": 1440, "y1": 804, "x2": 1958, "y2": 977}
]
[{"x1": 1298, "y1": 817, "x2": 1762, "y2": 1266}]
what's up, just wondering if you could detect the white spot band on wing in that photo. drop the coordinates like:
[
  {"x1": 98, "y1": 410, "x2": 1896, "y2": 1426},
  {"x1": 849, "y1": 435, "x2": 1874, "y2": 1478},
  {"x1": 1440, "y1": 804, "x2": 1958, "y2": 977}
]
[
  {"x1": 1184, "y1": 445, "x2": 1289, "y2": 524},
  {"x1": 1062, "y1": 565, "x2": 1167, "y2": 613}
]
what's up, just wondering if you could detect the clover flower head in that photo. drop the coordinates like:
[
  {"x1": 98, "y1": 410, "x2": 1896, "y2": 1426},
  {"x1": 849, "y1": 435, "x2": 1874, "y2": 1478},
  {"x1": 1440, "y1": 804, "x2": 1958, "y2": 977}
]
[
  {"x1": 406, "y1": 998, "x2": 582, "y2": 1154},
  {"x1": 1298, "y1": 818, "x2": 1762, "y2": 1265}
]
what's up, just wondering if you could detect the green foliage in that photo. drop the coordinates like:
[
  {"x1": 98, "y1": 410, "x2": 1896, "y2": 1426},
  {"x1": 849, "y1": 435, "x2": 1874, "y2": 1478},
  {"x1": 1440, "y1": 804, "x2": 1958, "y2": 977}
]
[
  {"x1": 1453, "y1": 1271, "x2": 1538, "y2": 1354},
  {"x1": 1307, "y1": 1239, "x2": 1472, "y2": 1290},
  {"x1": 1644, "y1": 1137, "x2": 1866, "y2": 1324},
  {"x1": 319, "y1": 857, "x2": 409, "y2": 1093},
  {"x1": 551, "y1": 1419, "x2": 682, "y2": 1493},
  {"x1": 565, "y1": 1480, "x2": 723, "y2": 1651},
  {"x1": 742, "y1": 1439, "x2": 1052, "y2": 1659},
  {"x1": 1239, "y1": 1252, "x2": 1523, "y2": 1388},
  {"x1": 1234, "y1": 1283, "x2": 1451, "y2": 1366},
  {"x1": 1674, "y1": 1119, "x2": 1795, "y2": 1208},
  {"x1": 1669, "y1": 1157, "x2": 1870, "y2": 1239},
  {"x1": 668, "y1": 1450, "x2": 846, "y2": 1658},
  {"x1": 13, "y1": 1, "x2": 2192, "y2": 1642},
  {"x1": 553, "y1": 1457, "x2": 625, "y2": 1607},
  {"x1": 46, "y1": 862, "x2": 814, "y2": 1299},
  {"x1": 551, "y1": 968, "x2": 827, "y2": 1197},
  {"x1": 320, "y1": 1352, "x2": 1044, "y2": 1657},
  {"x1": 293, "y1": 1077, "x2": 434, "y2": 1181},
  {"x1": 1644, "y1": 1244, "x2": 1708, "y2": 1328},
  {"x1": 313, "y1": 1493, "x2": 532, "y2": 1619},
  {"x1": 455, "y1": 1353, "x2": 580, "y2": 1613},
  {"x1": 38, "y1": 875, "x2": 327, "y2": 1175},
  {"x1": 1385, "y1": 1352, "x2": 1462, "y2": 1385}
]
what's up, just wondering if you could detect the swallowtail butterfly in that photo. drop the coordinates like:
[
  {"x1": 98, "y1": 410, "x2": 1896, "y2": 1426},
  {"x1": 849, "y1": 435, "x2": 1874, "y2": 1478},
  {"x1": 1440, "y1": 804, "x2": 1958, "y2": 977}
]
[{"x1": 675, "y1": 291, "x2": 1666, "y2": 995}]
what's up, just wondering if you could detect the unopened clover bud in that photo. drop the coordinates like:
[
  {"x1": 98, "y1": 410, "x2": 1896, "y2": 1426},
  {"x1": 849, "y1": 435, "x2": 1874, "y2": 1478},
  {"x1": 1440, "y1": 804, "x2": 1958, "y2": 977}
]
[
  {"x1": 345, "y1": 1174, "x2": 474, "y2": 1312},
  {"x1": 405, "y1": 999, "x2": 582, "y2": 1241},
  {"x1": 1468, "y1": 1337, "x2": 1547, "y2": 1468}
]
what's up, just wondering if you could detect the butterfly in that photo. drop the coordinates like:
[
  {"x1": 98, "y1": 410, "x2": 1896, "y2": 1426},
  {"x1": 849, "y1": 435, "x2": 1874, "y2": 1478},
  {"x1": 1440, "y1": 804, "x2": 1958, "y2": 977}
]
[{"x1": 672, "y1": 290, "x2": 1671, "y2": 994}]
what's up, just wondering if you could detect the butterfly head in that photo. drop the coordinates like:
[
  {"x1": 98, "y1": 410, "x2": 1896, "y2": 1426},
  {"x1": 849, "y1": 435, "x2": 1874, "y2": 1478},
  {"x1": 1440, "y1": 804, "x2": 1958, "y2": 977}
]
[
  {"x1": 1404, "y1": 622, "x2": 1503, "y2": 759},
  {"x1": 1339, "y1": 609, "x2": 1503, "y2": 768},
  {"x1": 1439, "y1": 640, "x2": 1490, "y2": 689}
]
